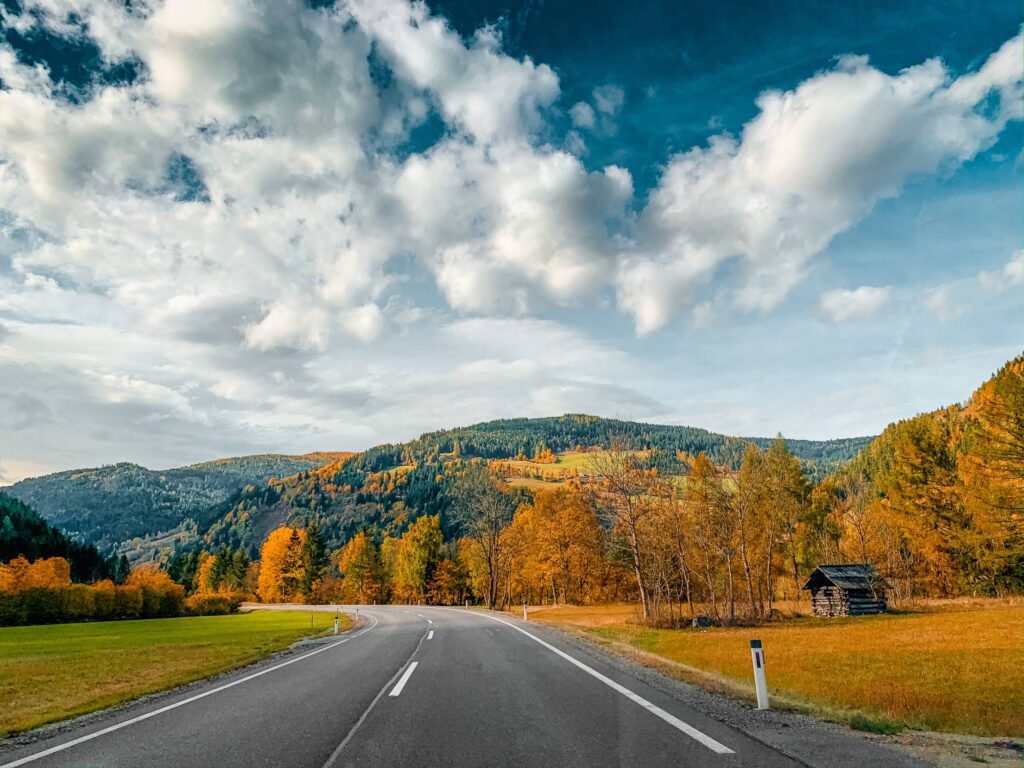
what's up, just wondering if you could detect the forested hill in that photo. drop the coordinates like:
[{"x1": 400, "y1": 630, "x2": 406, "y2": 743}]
[
  {"x1": 176, "y1": 417, "x2": 872, "y2": 561},
  {"x1": 347, "y1": 415, "x2": 872, "y2": 473},
  {"x1": 7, "y1": 453, "x2": 349, "y2": 550},
  {"x1": 0, "y1": 493, "x2": 120, "y2": 581},
  {"x1": 6, "y1": 418, "x2": 869, "y2": 563}
]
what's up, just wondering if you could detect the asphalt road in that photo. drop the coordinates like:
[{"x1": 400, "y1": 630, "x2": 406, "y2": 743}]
[{"x1": 0, "y1": 606, "x2": 873, "y2": 767}]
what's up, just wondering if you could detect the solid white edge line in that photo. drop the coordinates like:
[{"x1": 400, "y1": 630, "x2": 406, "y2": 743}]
[
  {"x1": 0, "y1": 612, "x2": 378, "y2": 768},
  {"x1": 427, "y1": 630, "x2": 434, "y2": 640},
  {"x1": 388, "y1": 661, "x2": 418, "y2": 697},
  {"x1": 461, "y1": 610, "x2": 734, "y2": 755}
]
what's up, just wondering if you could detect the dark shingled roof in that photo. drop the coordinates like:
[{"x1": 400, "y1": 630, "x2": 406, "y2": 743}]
[{"x1": 802, "y1": 564, "x2": 891, "y2": 591}]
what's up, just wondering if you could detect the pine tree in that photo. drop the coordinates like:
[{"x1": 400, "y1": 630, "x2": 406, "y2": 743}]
[{"x1": 301, "y1": 520, "x2": 328, "y2": 597}]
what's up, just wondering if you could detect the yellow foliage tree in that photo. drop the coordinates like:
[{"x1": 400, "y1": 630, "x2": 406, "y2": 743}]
[{"x1": 257, "y1": 526, "x2": 307, "y2": 603}]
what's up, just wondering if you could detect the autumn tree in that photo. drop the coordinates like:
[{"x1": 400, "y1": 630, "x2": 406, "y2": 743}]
[
  {"x1": 449, "y1": 464, "x2": 516, "y2": 609},
  {"x1": 588, "y1": 446, "x2": 661, "y2": 622},
  {"x1": 334, "y1": 531, "x2": 384, "y2": 603},
  {"x1": 257, "y1": 526, "x2": 307, "y2": 603},
  {"x1": 390, "y1": 515, "x2": 443, "y2": 603},
  {"x1": 680, "y1": 453, "x2": 731, "y2": 620},
  {"x1": 427, "y1": 556, "x2": 468, "y2": 605},
  {"x1": 763, "y1": 439, "x2": 811, "y2": 605},
  {"x1": 126, "y1": 564, "x2": 185, "y2": 616}
]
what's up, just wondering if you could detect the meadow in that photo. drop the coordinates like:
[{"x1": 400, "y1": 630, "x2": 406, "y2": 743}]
[
  {"x1": 523, "y1": 601, "x2": 1023, "y2": 737},
  {"x1": 0, "y1": 609, "x2": 349, "y2": 737}
]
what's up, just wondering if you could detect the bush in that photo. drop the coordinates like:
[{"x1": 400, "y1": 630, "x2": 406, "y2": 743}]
[
  {"x1": 0, "y1": 558, "x2": 190, "y2": 625},
  {"x1": 62, "y1": 584, "x2": 96, "y2": 619},
  {"x1": 0, "y1": 580, "x2": 186, "y2": 626},
  {"x1": 185, "y1": 593, "x2": 242, "y2": 616}
]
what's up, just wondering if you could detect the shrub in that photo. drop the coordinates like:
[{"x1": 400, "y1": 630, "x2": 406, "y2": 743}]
[
  {"x1": 185, "y1": 593, "x2": 242, "y2": 616},
  {"x1": 0, "y1": 558, "x2": 188, "y2": 625}
]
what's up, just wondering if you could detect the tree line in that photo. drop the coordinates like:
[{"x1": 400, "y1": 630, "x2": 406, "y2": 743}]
[
  {"x1": 0, "y1": 556, "x2": 187, "y2": 625},
  {"x1": 3, "y1": 357, "x2": 1020, "y2": 626},
  {"x1": 241, "y1": 356, "x2": 1023, "y2": 623}
]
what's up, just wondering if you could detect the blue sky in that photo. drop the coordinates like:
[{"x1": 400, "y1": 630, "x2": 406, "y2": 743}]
[{"x1": 0, "y1": 0, "x2": 1020, "y2": 481}]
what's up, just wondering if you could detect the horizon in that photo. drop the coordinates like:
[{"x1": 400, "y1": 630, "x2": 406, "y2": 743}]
[
  {"x1": 1, "y1": 379, "x2": 989, "y2": 484},
  {"x1": 0, "y1": 1, "x2": 1021, "y2": 484}
]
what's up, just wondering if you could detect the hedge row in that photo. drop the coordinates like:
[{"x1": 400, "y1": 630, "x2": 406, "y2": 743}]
[{"x1": 0, "y1": 585, "x2": 239, "y2": 626}]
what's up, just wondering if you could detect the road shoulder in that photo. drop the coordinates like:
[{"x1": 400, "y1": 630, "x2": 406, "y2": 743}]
[{"x1": 527, "y1": 619, "x2": 934, "y2": 768}]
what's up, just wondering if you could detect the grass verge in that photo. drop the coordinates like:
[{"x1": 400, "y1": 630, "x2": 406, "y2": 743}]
[
  {"x1": 0, "y1": 609, "x2": 350, "y2": 737},
  {"x1": 523, "y1": 602, "x2": 1023, "y2": 737}
]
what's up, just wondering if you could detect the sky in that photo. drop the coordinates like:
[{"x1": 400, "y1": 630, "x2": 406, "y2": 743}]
[{"x1": 0, "y1": 0, "x2": 1021, "y2": 482}]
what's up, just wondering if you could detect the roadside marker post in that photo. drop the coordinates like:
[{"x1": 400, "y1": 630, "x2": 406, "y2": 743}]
[
  {"x1": 523, "y1": 603, "x2": 528, "y2": 621},
  {"x1": 465, "y1": 599, "x2": 468, "y2": 609},
  {"x1": 333, "y1": 616, "x2": 339, "y2": 635},
  {"x1": 750, "y1": 639, "x2": 769, "y2": 710}
]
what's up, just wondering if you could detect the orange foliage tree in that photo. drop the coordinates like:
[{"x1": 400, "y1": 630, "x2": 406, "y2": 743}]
[{"x1": 257, "y1": 526, "x2": 307, "y2": 603}]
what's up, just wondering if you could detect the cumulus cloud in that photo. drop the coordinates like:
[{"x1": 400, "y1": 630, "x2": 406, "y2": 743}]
[
  {"x1": 820, "y1": 286, "x2": 891, "y2": 322},
  {"x1": 348, "y1": 0, "x2": 558, "y2": 143},
  {"x1": 979, "y1": 251, "x2": 1024, "y2": 293},
  {"x1": 618, "y1": 35, "x2": 1023, "y2": 333},
  {"x1": 0, "y1": 0, "x2": 1019, "y2": 474}
]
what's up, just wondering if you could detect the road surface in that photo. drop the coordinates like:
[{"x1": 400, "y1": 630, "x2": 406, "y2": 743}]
[{"x1": 0, "y1": 606, "x2": 877, "y2": 767}]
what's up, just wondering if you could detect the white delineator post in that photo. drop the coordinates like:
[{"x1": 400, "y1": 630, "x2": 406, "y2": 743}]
[
  {"x1": 523, "y1": 603, "x2": 528, "y2": 621},
  {"x1": 750, "y1": 639, "x2": 769, "y2": 710},
  {"x1": 333, "y1": 616, "x2": 339, "y2": 635}
]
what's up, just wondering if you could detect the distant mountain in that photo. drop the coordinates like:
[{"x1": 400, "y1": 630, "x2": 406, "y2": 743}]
[
  {"x1": 8, "y1": 417, "x2": 872, "y2": 563},
  {"x1": 401, "y1": 415, "x2": 871, "y2": 471},
  {"x1": 7, "y1": 453, "x2": 350, "y2": 550},
  {"x1": 0, "y1": 492, "x2": 117, "y2": 581}
]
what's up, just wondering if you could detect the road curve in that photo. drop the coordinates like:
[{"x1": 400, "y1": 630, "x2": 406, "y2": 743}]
[{"x1": 0, "y1": 606, "x2": 807, "y2": 767}]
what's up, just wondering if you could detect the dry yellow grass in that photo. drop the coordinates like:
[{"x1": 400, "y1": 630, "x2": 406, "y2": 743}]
[{"x1": 524, "y1": 601, "x2": 1023, "y2": 737}]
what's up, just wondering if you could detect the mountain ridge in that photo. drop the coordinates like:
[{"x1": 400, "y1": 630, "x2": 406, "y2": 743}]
[{"x1": 6, "y1": 416, "x2": 871, "y2": 559}]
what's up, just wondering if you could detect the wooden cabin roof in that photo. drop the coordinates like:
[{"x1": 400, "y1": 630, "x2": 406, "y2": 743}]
[{"x1": 802, "y1": 564, "x2": 891, "y2": 591}]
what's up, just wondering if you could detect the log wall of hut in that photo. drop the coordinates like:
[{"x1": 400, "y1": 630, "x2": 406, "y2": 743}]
[{"x1": 810, "y1": 586, "x2": 887, "y2": 617}]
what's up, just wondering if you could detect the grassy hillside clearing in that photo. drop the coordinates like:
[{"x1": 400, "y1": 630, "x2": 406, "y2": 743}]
[
  {"x1": 0, "y1": 610, "x2": 350, "y2": 737},
  {"x1": 520, "y1": 600, "x2": 1022, "y2": 737}
]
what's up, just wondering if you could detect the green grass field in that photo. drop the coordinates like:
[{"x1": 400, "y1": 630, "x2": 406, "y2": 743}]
[
  {"x1": 524, "y1": 602, "x2": 1023, "y2": 737},
  {"x1": 0, "y1": 610, "x2": 350, "y2": 737}
]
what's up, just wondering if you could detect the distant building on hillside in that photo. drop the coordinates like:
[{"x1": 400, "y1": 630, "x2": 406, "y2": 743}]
[{"x1": 802, "y1": 564, "x2": 890, "y2": 617}]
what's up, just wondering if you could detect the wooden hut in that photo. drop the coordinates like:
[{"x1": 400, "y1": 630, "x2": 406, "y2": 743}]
[{"x1": 802, "y1": 564, "x2": 890, "y2": 617}]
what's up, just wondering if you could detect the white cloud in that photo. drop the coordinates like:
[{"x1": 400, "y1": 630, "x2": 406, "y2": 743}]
[
  {"x1": 618, "y1": 35, "x2": 1023, "y2": 333},
  {"x1": 394, "y1": 141, "x2": 632, "y2": 314},
  {"x1": 340, "y1": 303, "x2": 387, "y2": 343},
  {"x1": 820, "y1": 285, "x2": 891, "y2": 322},
  {"x1": 570, "y1": 101, "x2": 595, "y2": 128},
  {"x1": 921, "y1": 285, "x2": 964, "y2": 320},
  {"x1": 592, "y1": 84, "x2": 624, "y2": 115},
  {"x1": 979, "y1": 251, "x2": 1024, "y2": 293},
  {"x1": 348, "y1": 0, "x2": 558, "y2": 144},
  {"x1": 0, "y1": 1, "x2": 1019, "y2": 475}
]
